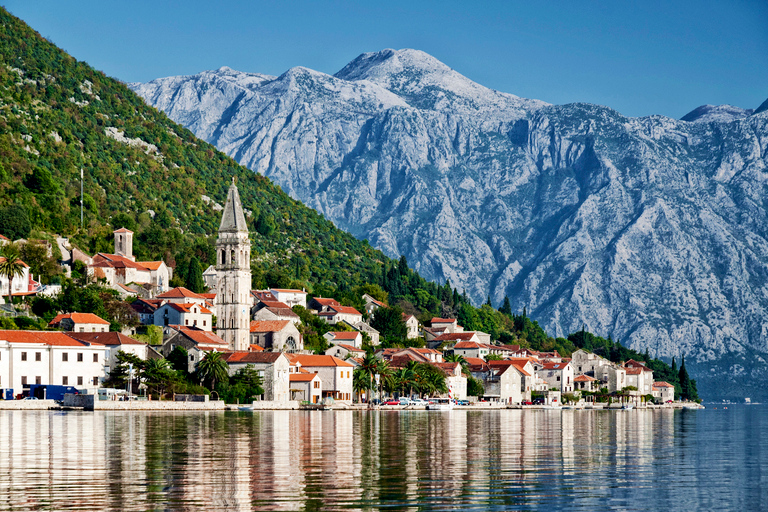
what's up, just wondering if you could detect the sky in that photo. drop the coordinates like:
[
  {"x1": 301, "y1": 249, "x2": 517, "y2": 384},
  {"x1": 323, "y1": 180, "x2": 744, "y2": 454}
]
[{"x1": 4, "y1": 1, "x2": 767, "y2": 119}]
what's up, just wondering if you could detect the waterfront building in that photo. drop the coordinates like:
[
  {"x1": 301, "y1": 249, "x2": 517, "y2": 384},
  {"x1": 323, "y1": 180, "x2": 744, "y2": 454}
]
[
  {"x1": 221, "y1": 351, "x2": 291, "y2": 402},
  {"x1": 249, "y1": 320, "x2": 303, "y2": 352},
  {"x1": 48, "y1": 312, "x2": 110, "y2": 333},
  {"x1": 287, "y1": 354, "x2": 354, "y2": 402},
  {"x1": 216, "y1": 180, "x2": 252, "y2": 352}
]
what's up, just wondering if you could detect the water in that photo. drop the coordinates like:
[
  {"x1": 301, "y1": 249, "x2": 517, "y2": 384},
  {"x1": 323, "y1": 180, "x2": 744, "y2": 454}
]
[{"x1": 0, "y1": 406, "x2": 765, "y2": 511}]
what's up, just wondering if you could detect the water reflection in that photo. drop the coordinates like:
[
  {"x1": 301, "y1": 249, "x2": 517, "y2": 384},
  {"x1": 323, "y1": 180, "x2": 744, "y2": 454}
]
[{"x1": 0, "y1": 408, "x2": 765, "y2": 510}]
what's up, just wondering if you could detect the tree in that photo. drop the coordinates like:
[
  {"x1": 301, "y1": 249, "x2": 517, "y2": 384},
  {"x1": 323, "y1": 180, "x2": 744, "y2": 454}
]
[
  {"x1": 217, "y1": 365, "x2": 263, "y2": 403},
  {"x1": 141, "y1": 358, "x2": 177, "y2": 397},
  {"x1": 467, "y1": 376, "x2": 484, "y2": 397},
  {"x1": 0, "y1": 205, "x2": 31, "y2": 240},
  {"x1": 197, "y1": 351, "x2": 230, "y2": 390},
  {"x1": 167, "y1": 346, "x2": 190, "y2": 373},
  {"x1": 370, "y1": 305, "x2": 407, "y2": 346},
  {"x1": 499, "y1": 296, "x2": 512, "y2": 317},
  {"x1": 105, "y1": 351, "x2": 145, "y2": 388},
  {"x1": 185, "y1": 256, "x2": 205, "y2": 293},
  {"x1": 0, "y1": 244, "x2": 26, "y2": 302},
  {"x1": 20, "y1": 240, "x2": 61, "y2": 284}
]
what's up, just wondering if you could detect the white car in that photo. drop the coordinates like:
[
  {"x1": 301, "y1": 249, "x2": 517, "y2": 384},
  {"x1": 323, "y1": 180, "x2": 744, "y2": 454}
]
[{"x1": 410, "y1": 399, "x2": 428, "y2": 406}]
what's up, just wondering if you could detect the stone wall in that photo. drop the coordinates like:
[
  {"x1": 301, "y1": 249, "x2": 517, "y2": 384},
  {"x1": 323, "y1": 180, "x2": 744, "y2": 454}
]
[{"x1": 0, "y1": 399, "x2": 56, "y2": 410}]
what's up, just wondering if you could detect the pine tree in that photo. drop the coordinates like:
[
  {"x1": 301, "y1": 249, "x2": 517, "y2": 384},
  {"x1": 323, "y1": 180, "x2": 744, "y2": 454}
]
[
  {"x1": 671, "y1": 357, "x2": 677, "y2": 372},
  {"x1": 185, "y1": 256, "x2": 205, "y2": 293},
  {"x1": 499, "y1": 296, "x2": 512, "y2": 316},
  {"x1": 485, "y1": 295, "x2": 492, "y2": 307}
]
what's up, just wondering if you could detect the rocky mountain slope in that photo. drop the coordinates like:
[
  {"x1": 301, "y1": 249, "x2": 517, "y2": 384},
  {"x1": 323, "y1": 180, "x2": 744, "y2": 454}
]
[{"x1": 131, "y1": 50, "x2": 768, "y2": 396}]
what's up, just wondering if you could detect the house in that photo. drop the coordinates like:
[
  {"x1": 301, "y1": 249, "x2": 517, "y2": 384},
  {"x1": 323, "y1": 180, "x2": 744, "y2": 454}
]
[
  {"x1": 0, "y1": 257, "x2": 32, "y2": 297},
  {"x1": 155, "y1": 287, "x2": 207, "y2": 306},
  {"x1": 574, "y1": 374, "x2": 598, "y2": 392},
  {"x1": 571, "y1": 349, "x2": 627, "y2": 392},
  {"x1": 130, "y1": 298, "x2": 164, "y2": 325},
  {"x1": 535, "y1": 361, "x2": 574, "y2": 393},
  {"x1": 323, "y1": 331, "x2": 363, "y2": 348},
  {"x1": 252, "y1": 300, "x2": 301, "y2": 325},
  {"x1": 430, "y1": 318, "x2": 463, "y2": 334},
  {"x1": 287, "y1": 354, "x2": 354, "y2": 402},
  {"x1": 202, "y1": 265, "x2": 217, "y2": 292},
  {"x1": 249, "y1": 320, "x2": 302, "y2": 352},
  {"x1": 0, "y1": 330, "x2": 109, "y2": 392},
  {"x1": 325, "y1": 343, "x2": 366, "y2": 360},
  {"x1": 477, "y1": 360, "x2": 531, "y2": 404},
  {"x1": 652, "y1": 381, "x2": 675, "y2": 402},
  {"x1": 402, "y1": 314, "x2": 420, "y2": 339},
  {"x1": 318, "y1": 305, "x2": 363, "y2": 325},
  {"x1": 221, "y1": 351, "x2": 291, "y2": 402},
  {"x1": 153, "y1": 302, "x2": 213, "y2": 331},
  {"x1": 160, "y1": 325, "x2": 230, "y2": 372},
  {"x1": 48, "y1": 312, "x2": 110, "y2": 333},
  {"x1": 289, "y1": 373, "x2": 322, "y2": 403},
  {"x1": 376, "y1": 347, "x2": 433, "y2": 365},
  {"x1": 65, "y1": 332, "x2": 150, "y2": 376},
  {"x1": 134, "y1": 260, "x2": 172, "y2": 294},
  {"x1": 251, "y1": 290, "x2": 278, "y2": 305},
  {"x1": 447, "y1": 337, "x2": 486, "y2": 358},
  {"x1": 623, "y1": 359, "x2": 654, "y2": 395},
  {"x1": 307, "y1": 297, "x2": 340, "y2": 313},
  {"x1": 362, "y1": 294, "x2": 386, "y2": 317},
  {"x1": 269, "y1": 288, "x2": 307, "y2": 309},
  {"x1": 431, "y1": 361, "x2": 467, "y2": 400},
  {"x1": 346, "y1": 320, "x2": 380, "y2": 346}
]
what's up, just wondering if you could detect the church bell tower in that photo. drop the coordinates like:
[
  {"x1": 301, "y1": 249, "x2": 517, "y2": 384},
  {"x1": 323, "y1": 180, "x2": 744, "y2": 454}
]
[{"x1": 216, "y1": 178, "x2": 251, "y2": 351}]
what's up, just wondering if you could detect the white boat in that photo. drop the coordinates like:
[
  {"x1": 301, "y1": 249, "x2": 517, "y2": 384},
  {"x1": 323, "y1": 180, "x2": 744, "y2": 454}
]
[
  {"x1": 427, "y1": 398, "x2": 454, "y2": 411},
  {"x1": 622, "y1": 404, "x2": 635, "y2": 410}
]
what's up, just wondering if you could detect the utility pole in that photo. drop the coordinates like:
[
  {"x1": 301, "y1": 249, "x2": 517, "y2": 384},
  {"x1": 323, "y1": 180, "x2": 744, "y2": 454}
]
[{"x1": 80, "y1": 168, "x2": 84, "y2": 229}]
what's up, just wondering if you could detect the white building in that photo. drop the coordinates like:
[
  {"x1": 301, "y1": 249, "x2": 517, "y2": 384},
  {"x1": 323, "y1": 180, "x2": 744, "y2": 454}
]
[
  {"x1": 535, "y1": 361, "x2": 574, "y2": 393},
  {"x1": 48, "y1": 312, "x2": 110, "y2": 333},
  {"x1": 0, "y1": 257, "x2": 32, "y2": 298},
  {"x1": 325, "y1": 343, "x2": 366, "y2": 360},
  {"x1": 270, "y1": 288, "x2": 307, "y2": 309},
  {"x1": 403, "y1": 314, "x2": 420, "y2": 339},
  {"x1": 323, "y1": 331, "x2": 363, "y2": 348},
  {"x1": 0, "y1": 330, "x2": 108, "y2": 393},
  {"x1": 65, "y1": 332, "x2": 149, "y2": 377},
  {"x1": 153, "y1": 302, "x2": 213, "y2": 331},
  {"x1": 652, "y1": 381, "x2": 675, "y2": 402},
  {"x1": 249, "y1": 320, "x2": 303, "y2": 352},
  {"x1": 318, "y1": 305, "x2": 363, "y2": 325},
  {"x1": 222, "y1": 351, "x2": 291, "y2": 402},
  {"x1": 288, "y1": 354, "x2": 354, "y2": 402},
  {"x1": 289, "y1": 373, "x2": 322, "y2": 403}
]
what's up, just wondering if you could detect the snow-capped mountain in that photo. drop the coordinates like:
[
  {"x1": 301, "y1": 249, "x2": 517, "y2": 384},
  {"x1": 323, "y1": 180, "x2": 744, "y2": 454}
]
[{"x1": 131, "y1": 49, "x2": 768, "y2": 398}]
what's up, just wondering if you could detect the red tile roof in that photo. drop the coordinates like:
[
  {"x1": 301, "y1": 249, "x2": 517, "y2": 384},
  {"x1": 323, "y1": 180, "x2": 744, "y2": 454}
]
[
  {"x1": 625, "y1": 359, "x2": 652, "y2": 371},
  {"x1": 250, "y1": 320, "x2": 291, "y2": 333},
  {"x1": 289, "y1": 373, "x2": 319, "y2": 382},
  {"x1": 66, "y1": 332, "x2": 144, "y2": 346},
  {"x1": 0, "y1": 234, "x2": 9, "y2": 241},
  {"x1": 287, "y1": 354, "x2": 353, "y2": 368},
  {"x1": 271, "y1": 288, "x2": 306, "y2": 294},
  {"x1": 653, "y1": 381, "x2": 674, "y2": 388},
  {"x1": 136, "y1": 261, "x2": 164, "y2": 270},
  {"x1": 171, "y1": 326, "x2": 228, "y2": 347},
  {"x1": 574, "y1": 374, "x2": 597, "y2": 382},
  {"x1": 328, "y1": 305, "x2": 362, "y2": 316},
  {"x1": 0, "y1": 330, "x2": 91, "y2": 346},
  {"x1": 311, "y1": 297, "x2": 341, "y2": 307},
  {"x1": 327, "y1": 331, "x2": 361, "y2": 340},
  {"x1": 335, "y1": 344, "x2": 365, "y2": 353},
  {"x1": 431, "y1": 318, "x2": 456, "y2": 324},
  {"x1": 249, "y1": 344, "x2": 264, "y2": 352},
  {"x1": 453, "y1": 339, "x2": 483, "y2": 348},
  {"x1": 541, "y1": 362, "x2": 570, "y2": 370},
  {"x1": 168, "y1": 302, "x2": 212, "y2": 314},
  {"x1": 92, "y1": 253, "x2": 148, "y2": 270},
  {"x1": 0, "y1": 257, "x2": 28, "y2": 267},
  {"x1": 221, "y1": 351, "x2": 284, "y2": 364},
  {"x1": 488, "y1": 359, "x2": 532, "y2": 376},
  {"x1": 113, "y1": 227, "x2": 133, "y2": 233},
  {"x1": 156, "y1": 287, "x2": 206, "y2": 299},
  {"x1": 48, "y1": 312, "x2": 110, "y2": 326}
]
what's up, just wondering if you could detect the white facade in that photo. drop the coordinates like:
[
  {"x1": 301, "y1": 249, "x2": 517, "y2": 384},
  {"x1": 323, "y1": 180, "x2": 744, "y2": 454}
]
[
  {"x1": 270, "y1": 289, "x2": 307, "y2": 309},
  {"x1": 289, "y1": 355, "x2": 354, "y2": 402},
  {"x1": 403, "y1": 315, "x2": 420, "y2": 339},
  {"x1": 153, "y1": 303, "x2": 213, "y2": 331},
  {"x1": 0, "y1": 259, "x2": 30, "y2": 296},
  {"x1": 0, "y1": 331, "x2": 108, "y2": 393}
]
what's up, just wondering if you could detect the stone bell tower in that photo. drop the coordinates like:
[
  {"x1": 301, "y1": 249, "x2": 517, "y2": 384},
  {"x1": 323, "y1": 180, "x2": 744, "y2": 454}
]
[{"x1": 216, "y1": 178, "x2": 251, "y2": 351}]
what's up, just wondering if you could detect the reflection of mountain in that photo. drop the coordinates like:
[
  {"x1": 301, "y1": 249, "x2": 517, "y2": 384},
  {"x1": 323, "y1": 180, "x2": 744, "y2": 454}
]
[{"x1": 132, "y1": 51, "x2": 768, "y2": 397}]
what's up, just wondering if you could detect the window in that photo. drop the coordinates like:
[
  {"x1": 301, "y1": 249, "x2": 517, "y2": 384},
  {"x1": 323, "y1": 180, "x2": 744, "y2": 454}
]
[
  {"x1": 35, "y1": 352, "x2": 41, "y2": 361},
  {"x1": 203, "y1": 320, "x2": 206, "y2": 327},
  {"x1": 62, "y1": 353, "x2": 68, "y2": 362},
  {"x1": 21, "y1": 376, "x2": 27, "y2": 386},
  {"x1": 185, "y1": 319, "x2": 189, "y2": 326},
  {"x1": 79, "y1": 327, "x2": 84, "y2": 332},
  {"x1": 93, "y1": 354, "x2": 98, "y2": 363},
  {"x1": 35, "y1": 376, "x2": 41, "y2": 385},
  {"x1": 77, "y1": 353, "x2": 83, "y2": 362},
  {"x1": 557, "y1": 376, "x2": 561, "y2": 381},
  {"x1": 314, "y1": 381, "x2": 320, "y2": 389},
  {"x1": 21, "y1": 352, "x2": 27, "y2": 361},
  {"x1": 189, "y1": 355, "x2": 194, "y2": 361},
  {"x1": 93, "y1": 377, "x2": 99, "y2": 385},
  {"x1": 62, "y1": 376, "x2": 68, "y2": 385},
  {"x1": 77, "y1": 376, "x2": 83, "y2": 386}
]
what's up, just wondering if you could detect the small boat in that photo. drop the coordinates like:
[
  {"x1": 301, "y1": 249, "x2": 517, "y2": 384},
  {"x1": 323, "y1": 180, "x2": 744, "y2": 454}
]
[
  {"x1": 427, "y1": 398, "x2": 454, "y2": 411},
  {"x1": 238, "y1": 405, "x2": 255, "y2": 412},
  {"x1": 622, "y1": 404, "x2": 634, "y2": 410}
]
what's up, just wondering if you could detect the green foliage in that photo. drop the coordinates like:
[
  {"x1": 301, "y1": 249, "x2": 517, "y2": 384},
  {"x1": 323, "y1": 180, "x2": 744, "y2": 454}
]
[
  {"x1": 370, "y1": 305, "x2": 407, "y2": 347},
  {"x1": 0, "y1": 205, "x2": 31, "y2": 240},
  {"x1": 216, "y1": 365, "x2": 263, "y2": 404},
  {"x1": 184, "y1": 256, "x2": 205, "y2": 293},
  {"x1": 167, "y1": 346, "x2": 190, "y2": 373},
  {"x1": 20, "y1": 240, "x2": 62, "y2": 284},
  {"x1": 196, "y1": 350, "x2": 229, "y2": 389},
  {"x1": 105, "y1": 350, "x2": 144, "y2": 388},
  {"x1": 0, "y1": 243, "x2": 26, "y2": 298},
  {"x1": 467, "y1": 376, "x2": 484, "y2": 397}
]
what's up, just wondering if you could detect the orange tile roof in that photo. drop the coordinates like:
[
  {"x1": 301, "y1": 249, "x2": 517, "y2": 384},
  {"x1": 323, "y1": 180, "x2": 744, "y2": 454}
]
[
  {"x1": 335, "y1": 344, "x2": 365, "y2": 353},
  {"x1": 311, "y1": 297, "x2": 341, "y2": 306},
  {"x1": 0, "y1": 330, "x2": 91, "y2": 346},
  {"x1": 453, "y1": 340, "x2": 483, "y2": 349},
  {"x1": 201, "y1": 293, "x2": 217, "y2": 300},
  {"x1": 653, "y1": 381, "x2": 674, "y2": 388},
  {"x1": 271, "y1": 288, "x2": 306, "y2": 294},
  {"x1": 328, "y1": 331, "x2": 361, "y2": 340},
  {"x1": 574, "y1": 374, "x2": 597, "y2": 382},
  {"x1": 249, "y1": 344, "x2": 264, "y2": 352},
  {"x1": 92, "y1": 253, "x2": 149, "y2": 270},
  {"x1": 250, "y1": 320, "x2": 290, "y2": 333},
  {"x1": 287, "y1": 354, "x2": 353, "y2": 368},
  {"x1": 168, "y1": 302, "x2": 212, "y2": 314},
  {"x1": 289, "y1": 373, "x2": 319, "y2": 382},
  {"x1": 66, "y1": 332, "x2": 144, "y2": 346},
  {"x1": 221, "y1": 351, "x2": 283, "y2": 364},
  {"x1": 465, "y1": 357, "x2": 487, "y2": 367},
  {"x1": 171, "y1": 326, "x2": 228, "y2": 346},
  {"x1": 136, "y1": 261, "x2": 164, "y2": 270},
  {"x1": 156, "y1": 287, "x2": 206, "y2": 299},
  {"x1": 327, "y1": 305, "x2": 362, "y2": 316},
  {"x1": 0, "y1": 257, "x2": 28, "y2": 267},
  {"x1": 0, "y1": 234, "x2": 9, "y2": 241},
  {"x1": 488, "y1": 359, "x2": 532, "y2": 376},
  {"x1": 113, "y1": 227, "x2": 133, "y2": 233},
  {"x1": 48, "y1": 312, "x2": 110, "y2": 326},
  {"x1": 542, "y1": 362, "x2": 569, "y2": 370},
  {"x1": 435, "y1": 333, "x2": 479, "y2": 342}
]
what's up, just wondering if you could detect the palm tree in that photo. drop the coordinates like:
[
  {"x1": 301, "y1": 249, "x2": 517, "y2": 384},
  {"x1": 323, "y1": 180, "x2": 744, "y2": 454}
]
[
  {"x1": 0, "y1": 244, "x2": 25, "y2": 304},
  {"x1": 197, "y1": 351, "x2": 230, "y2": 390},
  {"x1": 357, "y1": 352, "x2": 380, "y2": 402},
  {"x1": 445, "y1": 353, "x2": 469, "y2": 374},
  {"x1": 141, "y1": 358, "x2": 175, "y2": 397}
]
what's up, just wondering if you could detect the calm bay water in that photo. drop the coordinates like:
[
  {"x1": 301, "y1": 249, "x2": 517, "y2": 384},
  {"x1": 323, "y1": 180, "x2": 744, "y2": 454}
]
[{"x1": 0, "y1": 406, "x2": 765, "y2": 511}]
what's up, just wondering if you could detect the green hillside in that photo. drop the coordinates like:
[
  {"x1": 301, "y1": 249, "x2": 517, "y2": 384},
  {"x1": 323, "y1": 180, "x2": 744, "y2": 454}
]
[{"x1": 0, "y1": 7, "x2": 384, "y2": 288}]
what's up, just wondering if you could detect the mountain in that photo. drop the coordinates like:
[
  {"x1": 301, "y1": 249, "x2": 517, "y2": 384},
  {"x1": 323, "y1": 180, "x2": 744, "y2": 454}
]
[{"x1": 131, "y1": 50, "x2": 768, "y2": 397}]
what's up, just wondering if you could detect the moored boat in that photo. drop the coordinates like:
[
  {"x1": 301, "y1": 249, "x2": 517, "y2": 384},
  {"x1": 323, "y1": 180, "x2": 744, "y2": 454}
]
[{"x1": 427, "y1": 398, "x2": 454, "y2": 411}]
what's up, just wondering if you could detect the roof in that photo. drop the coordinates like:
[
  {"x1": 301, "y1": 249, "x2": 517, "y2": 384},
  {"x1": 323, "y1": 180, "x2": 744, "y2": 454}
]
[
  {"x1": 0, "y1": 256, "x2": 29, "y2": 268},
  {"x1": 311, "y1": 297, "x2": 340, "y2": 307},
  {"x1": 453, "y1": 339, "x2": 483, "y2": 348},
  {"x1": 431, "y1": 318, "x2": 456, "y2": 324},
  {"x1": 92, "y1": 253, "x2": 148, "y2": 270},
  {"x1": 156, "y1": 287, "x2": 206, "y2": 300},
  {"x1": 574, "y1": 374, "x2": 597, "y2": 382},
  {"x1": 167, "y1": 302, "x2": 212, "y2": 314},
  {"x1": 116, "y1": 283, "x2": 137, "y2": 293},
  {"x1": 488, "y1": 359, "x2": 532, "y2": 376},
  {"x1": 113, "y1": 227, "x2": 133, "y2": 234},
  {"x1": 250, "y1": 320, "x2": 291, "y2": 333},
  {"x1": 200, "y1": 293, "x2": 217, "y2": 300},
  {"x1": 136, "y1": 261, "x2": 164, "y2": 270},
  {"x1": 289, "y1": 373, "x2": 319, "y2": 382},
  {"x1": 271, "y1": 288, "x2": 307, "y2": 294},
  {"x1": 319, "y1": 305, "x2": 362, "y2": 316},
  {"x1": 287, "y1": 354, "x2": 353, "y2": 368},
  {"x1": 335, "y1": 344, "x2": 365, "y2": 353},
  {"x1": 624, "y1": 368, "x2": 643, "y2": 375},
  {"x1": 0, "y1": 234, "x2": 9, "y2": 241},
  {"x1": 248, "y1": 344, "x2": 264, "y2": 352},
  {"x1": 221, "y1": 351, "x2": 284, "y2": 364},
  {"x1": 541, "y1": 362, "x2": 570, "y2": 371},
  {"x1": 171, "y1": 326, "x2": 228, "y2": 347},
  {"x1": 402, "y1": 313, "x2": 416, "y2": 321},
  {"x1": 625, "y1": 359, "x2": 653, "y2": 371},
  {"x1": 219, "y1": 180, "x2": 248, "y2": 233},
  {"x1": 66, "y1": 332, "x2": 144, "y2": 346},
  {"x1": 436, "y1": 333, "x2": 479, "y2": 343},
  {"x1": 465, "y1": 357, "x2": 487, "y2": 367},
  {"x1": 49, "y1": 312, "x2": 110, "y2": 326},
  {"x1": 431, "y1": 362, "x2": 460, "y2": 372},
  {"x1": 653, "y1": 381, "x2": 675, "y2": 388},
  {"x1": 327, "y1": 331, "x2": 362, "y2": 340},
  {"x1": 131, "y1": 299, "x2": 163, "y2": 315},
  {"x1": 259, "y1": 300, "x2": 292, "y2": 309},
  {"x1": 0, "y1": 330, "x2": 91, "y2": 346}
]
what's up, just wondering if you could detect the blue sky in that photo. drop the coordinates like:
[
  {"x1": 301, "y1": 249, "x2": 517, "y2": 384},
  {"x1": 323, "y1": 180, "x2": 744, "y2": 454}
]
[{"x1": 5, "y1": 1, "x2": 767, "y2": 118}]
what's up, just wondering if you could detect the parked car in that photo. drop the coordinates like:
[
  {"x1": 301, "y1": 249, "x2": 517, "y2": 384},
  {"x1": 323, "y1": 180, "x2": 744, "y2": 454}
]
[
  {"x1": 532, "y1": 398, "x2": 545, "y2": 405},
  {"x1": 522, "y1": 401, "x2": 533, "y2": 405},
  {"x1": 22, "y1": 396, "x2": 39, "y2": 401},
  {"x1": 411, "y1": 399, "x2": 428, "y2": 406},
  {"x1": 384, "y1": 399, "x2": 400, "y2": 405},
  {"x1": 399, "y1": 398, "x2": 412, "y2": 406},
  {"x1": 457, "y1": 400, "x2": 470, "y2": 406}
]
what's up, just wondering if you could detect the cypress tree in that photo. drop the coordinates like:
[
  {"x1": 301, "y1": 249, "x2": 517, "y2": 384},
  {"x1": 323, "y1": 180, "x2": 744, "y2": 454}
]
[
  {"x1": 185, "y1": 256, "x2": 205, "y2": 293},
  {"x1": 499, "y1": 296, "x2": 512, "y2": 316},
  {"x1": 678, "y1": 356, "x2": 691, "y2": 400},
  {"x1": 485, "y1": 295, "x2": 492, "y2": 307}
]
